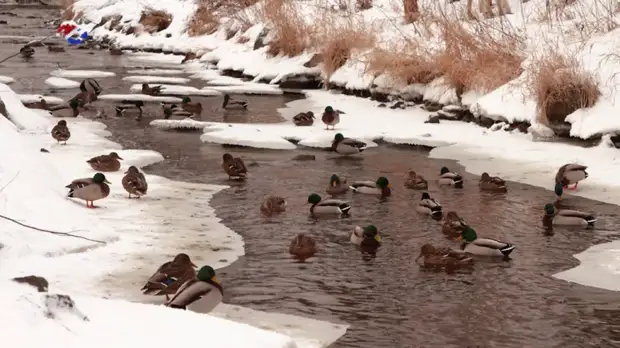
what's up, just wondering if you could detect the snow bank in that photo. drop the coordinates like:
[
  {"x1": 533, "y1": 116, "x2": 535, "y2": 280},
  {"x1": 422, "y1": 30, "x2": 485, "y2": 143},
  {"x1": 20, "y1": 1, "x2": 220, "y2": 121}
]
[
  {"x1": 210, "y1": 83, "x2": 284, "y2": 95},
  {"x1": 45, "y1": 77, "x2": 80, "y2": 89},
  {"x1": 126, "y1": 68, "x2": 187, "y2": 75},
  {"x1": 19, "y1": 94, "x2": 64, "y2": 105},
  {"x1": 150, "y1": 118, "x2": 211, "y2": 130},
  {"x1": 98, "y1": 94, "x2": 182, "y2": 103},
  {"x1": 123, "y1": 75, "x2": 190, "y2": 84},
  {"x1": 51, "y1": 69, "x2": 116, "y2": 78},
  {"x1": 0, "y1": 76, "x2": 15, "y2": 84}
]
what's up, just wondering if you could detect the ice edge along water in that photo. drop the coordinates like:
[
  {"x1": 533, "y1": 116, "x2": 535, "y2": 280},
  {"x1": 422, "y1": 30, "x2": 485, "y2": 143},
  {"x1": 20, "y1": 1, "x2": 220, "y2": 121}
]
[{"x1": 0, "y1": 82, "x2": 347, "y2": 347}]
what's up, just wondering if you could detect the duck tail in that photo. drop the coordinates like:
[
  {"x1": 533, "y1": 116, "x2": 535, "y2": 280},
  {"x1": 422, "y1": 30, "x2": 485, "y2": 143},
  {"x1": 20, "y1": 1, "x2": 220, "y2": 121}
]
[
  {"x1": 340, "y1": 204, "x2": 352, "y2": 215},
  {"x1": 500, "y1": 244, "x2": 515, "y2": 256},
  {"x1": 585, "y1": 216, "x2": 596, "y2": 226},
  {"x1": 453, "y1": 176, "x2": 464, "y2": 188},
  {"x1": 430, "y1": 206, "x2": 443, "y2": 215},
  {"x1": 584, "y1": 171, "x2": 589, "y2": 178},
  {"x1": 67, "y1": 189, "x2": 75, "y2": 198}
]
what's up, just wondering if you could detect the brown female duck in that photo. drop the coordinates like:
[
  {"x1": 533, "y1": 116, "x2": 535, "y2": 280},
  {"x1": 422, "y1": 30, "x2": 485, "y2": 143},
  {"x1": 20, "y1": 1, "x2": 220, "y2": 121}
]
[
  {"x1": 222, "y1": 153, "x2": 247, "y2": 180},
  {"x1": 51, "y1": 120, "x2": 70, "y2": 145},
  {"x1": 86, "y1": 152, "x2": 123, "y2": 172},
  {"x1": 181, "y1": 96, "x2": 203, "y2": 116},
  {"x1": 122, "y1": 165, "x2": 148, "y2": 198},
  {"x1": 47, "y1": 45, "x2": 65, "y2": 53},
  {"x1": 293, "y1": 111, "x2": 315, "y2": 126},
  {"x1": 141, "y1": 253, "x2": 197, "y2": 300},
  {"x1": 415, "y1": 243, "x2": 474, "y2": 273},
  {"x1": 142, "y1": 83, "x2": 163, "y2": 96},
  {"x1": 289, "y1": 233, "x2": 317, "y2": 261},
  {"x1": 479, "y1": 172, "x2": 507, "y2": 192},
  {"x1": 404, "y1": 170, "x2": 428, "y2": 190},
  {"x1": 260, "y1": 196, "x2": 287, "y2": 216},
  {"x1": 441, "y1": 211, "x2": 467, "y2": 237}
]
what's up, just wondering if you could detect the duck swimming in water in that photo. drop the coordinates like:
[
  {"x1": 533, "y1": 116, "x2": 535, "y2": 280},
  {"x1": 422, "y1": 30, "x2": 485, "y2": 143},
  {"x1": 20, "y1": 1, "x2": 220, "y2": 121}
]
[
  {"x1": 438, "y1": 166, "x2": 463, "y2": 188},
  {"x1": 542, "y1": 203, "x2": 596, "y2": 228},
  {"x1": 326, "y1": 174, "x2": 349, "y2": 196},
  {"x1": 404, "y1": 170, "x2": 428, "y2": 190},
  {"x1": 222, "y1": 94, "x2": 248, "y2": 109},
  {"x1": 457, "y1": 226, "x2": 515, "y2": 257},
  {"x1": 289, "y1": 234, "x2": 317, "y2": 261},
  {"x1": 349, "y1": 177, "x2": 391, "y2": 198},
  {"x1": 416, "y1": 192, "x2": 443, "y2": 218},
  {"x1": 307, "y1": 193, "x2": 351, "y2": 217},
  {"x1": 479, "y1": 172, "x2": 507, "y2": 192}
]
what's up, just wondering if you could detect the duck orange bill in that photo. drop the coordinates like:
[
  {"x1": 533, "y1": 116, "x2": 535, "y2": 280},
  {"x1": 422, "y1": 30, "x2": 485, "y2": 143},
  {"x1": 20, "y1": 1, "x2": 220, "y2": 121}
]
[
  {"x1": 374, "y1": 235, "x2": 381, "y2": 242},
  {"x1": 456, "y1": 235, "x2": 463, "y2": 240},
  {"x1": 191, "y1": 262, "x2": 197, "y2": 268},
  {"x1": 211, "y1": 276, "x2": 220, "y2": 284},
  {"x1": 104, "y1": 179, "x2": 112, "y2": 184}
]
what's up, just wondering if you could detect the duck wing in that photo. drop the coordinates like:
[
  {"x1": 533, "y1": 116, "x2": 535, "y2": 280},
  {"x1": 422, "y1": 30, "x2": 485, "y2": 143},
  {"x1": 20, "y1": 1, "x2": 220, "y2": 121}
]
[
  {"x1": 557, "y1": 209, "x2": 594, "y2": 219},
  {"x1": 341, "y1": 138, "x2": 367, "y2": 149},
  {"x1": 51, "y1": 125, "x2": 70, "y2": 140},
  {"x1": 67, "y1": 182, "x2": 108, "y2": 200},
  {"x1": 233, "y1": 158, "x2": 248, "y2": 174},
  {"x1": 420, "y1": 198, "x2": 442, "y2": 211},
  {"x1": 318, "y1": 199, "x2": 350, "y2": 210},
  {"x1": 65, "y1": 178, "x2": 94, "y2": 189},
  {"x1": 167, "y1": 279, "x2": 213, "y2": 307},
  {"x1": 565, "y1": 164, "x2": 588, "y2": 172},
  {"x1": 350, "y1": 180, "x2": 376, "y2": 189},
  {"x1": 472, "y1": 238, "x2": 510, "y2": 249},
  {"x1": 440, "y1": 172, "x2": 460, "y2": 179}
]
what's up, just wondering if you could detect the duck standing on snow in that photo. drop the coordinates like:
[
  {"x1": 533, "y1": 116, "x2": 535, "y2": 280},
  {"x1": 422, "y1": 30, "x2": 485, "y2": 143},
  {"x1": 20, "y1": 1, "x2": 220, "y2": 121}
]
[
  {"x1": 87, "y1": 152, "x2": 123, "y2": 172},
  {"x1": 122, "y1": 165, "x2": 148, "y2": 198},
  {"x1": 441, "y1": 211, "x2": 467, "y2": 237},
  {"x1": 322, "y1": 106, "x2": 343, "y2": 130},
  {"x1": 350, "y1": 177, "x2": 391, "y2": 198},
  {"x1": 415, "y1": 243, "x2": 474, "y2": 272},
  {"x1": 20, "y1": 45, "x2": 34, "y2": 58},
  {"x1": 438, "y1": 166, "x2": 464, "y2": 188},
  {"x1": 326, "y1": 174, "x2": 349, "y2": 196},
  {"x1": 222, "y1": 153, "x2": 247, "y2": 180},
  {"x1": 555, "y1": 163, "x2": 588, "y2": 190},
  {"x1": 479, "y1": 172, "x2": 507, "y2": 192},
  {"x1": 542, "y1": 203, "x2": 596, "y2": 228},
  {"x1": 351, "y1": 225, "x2": 381, "y2": 246},
  {"x1": 141, "y1": 253, "x2": 197, "y2": 300},
  {"x1": 165, "y1": 265, "x2": 223, "y2": 313},
  {"x1": 181, "y1": 96, "x2": 203, "y2": 116},
  {"x1": 80, "y1": 78, "x2": 102, "y2": 96},
  {"x1": 260, "y1": 196, "x2": 287, "y2": 216},
  {"x1": 51, "y1": 120, "x2": 70, "y2": 145},
  {"x1": 289, "y1": 234, "x2": 317, "y2": 261},
  {"x1": 416, "y1": 192, "x2": 443, "y2": 218},
  {"x1": 307, "y1": 193, "x2": 351, "y2": 217},
  {"x1": 404, "y1": 170, "x2": 428, "y2": 190},
  {"x1": 142, "y1": 83, "x2": 163, "y2": 96},
  {"x1": 457, "y1": 226, "x2": 515, "y2": 258},
  {"x1": 293, "y1": 111, "x2": 314, "y2": 126},
  {"x1": 222, "y1": 94, "x2": 248, "y2": 109},
  {"x1": 331, "y1": 133, "x2": 367, "y2": 156},
  {"x1": 161, "y1": 103, "x2": 193, "y2": 119},
  {"x1": 66, "y1": 172, "x2": 111, "y2": 208}
]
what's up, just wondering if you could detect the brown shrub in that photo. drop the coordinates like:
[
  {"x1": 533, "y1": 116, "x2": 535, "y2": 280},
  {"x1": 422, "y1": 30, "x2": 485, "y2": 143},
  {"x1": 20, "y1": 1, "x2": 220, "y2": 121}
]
[
  {"x1": 527, "y1": 53, "x2": 600, "y2": 125},
  {"x1": 263, "y1": 0, "x2": 313, "y2": 57},
  {"x1": 238, "y1": 36, "x2": 250, "y2": 43},
  {"x1": 356, "y1": 0, "x2": 373, "y2": 10},
  {"x1": 59, "y1": 0, "x2": 75, "y2": 20},
  {"x1": 188, "y1": 1, "x2": 218, "y2": 36},
  {"x1": 318, "y1": 24, "x2": 376, "y2": 85},
  {"x1": 403, "y1": 0, "x2": 419, "y2": 24},
  {"x1": 139, "y1": 9, "x2": 172, "y2": 33},
  {"x1": 366, "y1": 42, "x2": 440, "y2": 85}
]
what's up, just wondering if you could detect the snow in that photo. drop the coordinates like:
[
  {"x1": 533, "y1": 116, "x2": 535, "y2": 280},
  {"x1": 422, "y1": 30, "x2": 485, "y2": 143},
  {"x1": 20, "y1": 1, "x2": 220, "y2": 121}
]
[
  {"x1": 206, "y1": 77, "x2": 247, "y2": 86},
  {"x1": 19, "y1": 94, "x2": 64, "y2": 105},
  {"x1": 122, "y1": 75, "x2": 191, "y2": 84},
  {"x1": 45, "y1": 77, "x2": 80, "y2": 89},
  {"x1": 0, "y1": 75, "x2": 15, "y2": 84},
  {"x1": 98, "y1": 94, "x2": 183, "y2": 103},
  {"x1": 129, "y1": 84, "x2": 222, "y2": 96},
  {"x1": 126, "y1": 68, "x2": 188, "y2": 75},
  {"x1": 150, "y1": 118, "x2": 211, "y2": 130},
  {"x1": 50, "y1": 69, "x2": 116, "y2": 78},
  {"x1": 210, "y1": 83, "x2": 284, "y2": 95}
]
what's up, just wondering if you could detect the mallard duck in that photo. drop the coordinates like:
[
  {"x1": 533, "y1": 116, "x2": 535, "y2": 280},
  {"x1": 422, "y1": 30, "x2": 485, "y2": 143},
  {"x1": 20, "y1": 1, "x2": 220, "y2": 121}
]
[
  {"x1": 438, "y1": 166, "x2": 463, "y2": 188},
  {"x1": 66, "y1": 172, "x2": 111, "y2": 208},
  {"x1": 307, "y1": 193, "x2": 351, "y2": 217},
  {"x1": 350, "y1": 177, "x2": 391, "y2": 198},
  {"x1": 47, "y1": 45, "x2": 65, "y2": 52},
  {"x1": 404, "y1": 170, "x2": 428, "y2": 190},
  {"x1": 51, "y1": 120, "x2": 70, "y2": 144},
  {"x1": 416, "y1": 192, "x2": 443, "y2": 217},
  {"x1": 326, "y1": 174, "x2": 349, "y2": 195},
  {"x1": 457, "y1": 226, "x2": 515, "y2": 257},
  {"x1": 122, "y1": 165, "x2": 148, "y2": 198},
  {"x1": 86, "y1": 152, "x2": 123, "y2": 172},
  {"x1": 165, "y1": 265, "x2": 223, "y2": 313},
  {"x1": 162, "y1": 103, "x2": 193, "y2": 119},
  {"x1": 181, "y1": 52, "x2": 198, "y2": 64},
  {"x1": 441, "y1": 211, "x2": 467, "y2": 236},
  {"x1": 65, "y1": 90, "x2": 97, "y2": 108},
  {"x1": 415, "y1": 243, "x2": 474, "y2": 272},
  {"x1": 182, "y1": 96, "x2": 203, "y2": 116},
  {"x1": 20, "y1": 45, "x2": 34, "y2": 58},
  {"x1": 23, "y1": 97, "x2": 50, "y2": 110},
  {"x1": 479, "y1": 172, "x2": 507, "y2": 192},
  {"x1": 260, "y1": 196, "x2": 287, "y2": 216},
  {"x1": 141, "y1": 253, "x2": 197, "y2": 299},
  {"x1": 293, "y1": 111, "x2": 314, "y2": 126},
  {"x1": 554, "y1": 182, "x2": 565, "y2": 201},
  {"x1": 49, "y1": 99, "x2": 80, "y2": 116},
  {"x1": 555, "y1": 163, "x2": 588, "y2": 190},
  {"x1": 351, "y1": 225, "x2": 381, "y2": 246},
  {"x1": 322, "y1": 106, "x2": 342, "y2": 130},
  {"x1": 222, "y1": 94, "x2": 248, "y2": 109},
  {"x1": 142, "y1": 83, "x2": 163, "y2": 96},
  {"x1": 116, "y1": 101, "x2": 144, "y2": 119},
  {"x1": 331, "y1": 133, "x2": 367, "y2": 155},
  {"x1": 222, "y1": 153, "x2": 247, "y2": 180},
  {"x1": 289, "y1": 233, "x2": 317, "y2": 261},
  {"x1": 80, "y1": 78, "x2": 102, "y2": 96},
  {"x1": 543, "y1": 203, "x2": 596, "y2": 227}
]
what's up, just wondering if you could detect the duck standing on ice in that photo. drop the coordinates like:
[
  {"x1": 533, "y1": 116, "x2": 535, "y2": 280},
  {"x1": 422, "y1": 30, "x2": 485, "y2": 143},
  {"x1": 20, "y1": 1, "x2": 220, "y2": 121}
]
[
  {"x1": 555, "y1": 163, "x2": 588, "y2": 192},
  {"x1": 165, "y1": 265, "x2": 223, "y2": 313},
  {"x1": 66, "y1": 172, "x2": 111, "y2": 208},
  {"x1": 51, "y1": 120, "x2": 70, "y2": 144},
  {"x1": 141, "y1": 253, "x2": 197, "y2": 300},
  {"x1": 322, "y1": 106, "x2": 344, "y2": 130}
]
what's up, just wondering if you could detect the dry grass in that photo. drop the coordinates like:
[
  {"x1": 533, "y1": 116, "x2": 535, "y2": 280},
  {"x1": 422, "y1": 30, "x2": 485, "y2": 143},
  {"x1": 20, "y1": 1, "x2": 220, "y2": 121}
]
[
  {"x1": 139, "y1": 9, "x2": 172, "y2": 33},
  {"x1": 366, "y1": 42, "x2": 439, "y2": 85},
  {"x1": 188, "y1": 1, "x2": 219, "y2": 36},
  {"x1": 59, "y1": 0, "x2": 75, "y2": 20},
  {"x1": 403, "y1": 0, "x2": 419, "y2": 24},
  {"x1": 527, "y1": 52, "x2": 600, "y2": 125},
  {"x1": 263, "y1": 0, "x2": 314, "y2": 57},
  {"x1": 356, "y1": 0, "x2": 373, "y2": 10},
  {"x1": 318, "y1": 24, "x2": 376, "y2": 84}
]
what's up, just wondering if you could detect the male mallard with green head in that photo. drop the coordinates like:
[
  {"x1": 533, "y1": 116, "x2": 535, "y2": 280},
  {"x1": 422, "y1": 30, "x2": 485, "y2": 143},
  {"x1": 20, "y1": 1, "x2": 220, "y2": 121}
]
[
  {"x1": 438, "y1": 166, "x2": 463, "y2": 188},
  {"x1": 181, "y1": 96, "x2": 203, "y2": 116},
  {"x1": 260, "y1": 196, "x2": 287, "y2": 216},
  {"x1": 404, "y1": 170, "x2": 428, "y2": 190},
  {"x1": 441, "y1": 211, "x2": 467, "y2": 237},
  {"x1": 457, "y1": 226, "x2": 515, "y2": 257},
  {"x1": 222, "y1": 94, "x2": 248, "y2": 109},
  {"x1": 415, "y1": 243, "x2": 474, "y2": 272},
  {"x1": 142, "y1": 253, "x2": 197, "y2": 300},
  {"x1": 142, "y1": 83, "x2": 163, "y2": 96},
  {"x1": 161, "y1": 103, "x2": 193, "y2": 119},
  {"x1": 416, "y1": 192, "x2": 443, "y2": 217},
  {"x1": 165, "y1": 265, "x2": 223, "y2": 313},
  {"x1": 350, "y1": 177, "x2": 391, "y2": 198},
  {"x1": 543, "y1": 203, "x2": 596, "y2": 228},
  {"x1": 87, "y1": 152, "x2": 123, "y2": 172},
  {"x1": 321, "y1": 106, "x2": 342, "y2": 130},
  {"x1": 66, "y1": 172, "x2": 111, "y2": 208},
  {"x1": 326, "y1": 174, "x2": 349, "y2": 196},
  {"x1": 555, "y1": 163, "x2": 588, "y2": 190},
  {"x1": 351, "y1": 225, "x2": 381, "y2": 246},
  {"x1": 293, "y1": 111, "x2": 314, "y2": 126},
  {"x1": 331, "y1": 133, "x2": 367, "y2": 156},
  {"x1": 51, "y1": 120, "x2": 70, "y2": 145},
  {"x1": 289, "y1": 234, "x2": 317, "y2": 261},
  {"x1": 222, "y1": 153, "x2": 247, "y2": 180},
  {"x1": 122, "y1": 165, "x2": 148, "y2": 198},
  {"x1": 307, "y1": 193, "x2": 351, "y2": 217},
  {"x1": 479, "y1": 172, "x2": 507, "y2": 192}
]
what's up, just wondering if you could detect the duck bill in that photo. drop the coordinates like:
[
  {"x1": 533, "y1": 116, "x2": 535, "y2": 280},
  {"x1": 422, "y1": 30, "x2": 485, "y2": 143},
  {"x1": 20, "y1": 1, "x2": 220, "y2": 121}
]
[
  {"x1": 117, "y1": 156, "x2": 124, "y2": 160},
  {"x1": 415, "y1": 253, "x2": 423, "y2": 264},
  {"x1": 374, "y1": 235, "x2": 381, "y2": 242},
  {"x1": 455, "y1": 235, "x2": 463, "y2": 241},
  {"x1": 331, "y1": 181, "x2": 337, "y2": 187},
  {"x1": 191, "y1": 262, "x2": 197, "y2": 268},
  {"x1": 211, "y1": 276, "x2": 220, "y2": 285},
  {"x1": 104, "y1": 179, "x2": 112, "y2": 184},
  {"x1": 388, "y1": 184, "x2": 392, "y2": 188}
]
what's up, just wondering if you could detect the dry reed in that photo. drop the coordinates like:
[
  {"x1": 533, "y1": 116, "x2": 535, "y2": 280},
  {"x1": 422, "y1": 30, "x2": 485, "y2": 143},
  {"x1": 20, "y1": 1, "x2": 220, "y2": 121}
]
[{"x1": 139, "y1": 9, "x2": 172, "y2": 33}]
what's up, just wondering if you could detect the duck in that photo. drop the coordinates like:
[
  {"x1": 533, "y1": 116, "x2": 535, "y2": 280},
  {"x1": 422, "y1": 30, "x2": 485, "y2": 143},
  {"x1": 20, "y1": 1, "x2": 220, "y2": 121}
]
[
  {"x1": 23, "y1": 97, "x2": 50, "y2": 110},
  {"x1": 260, "y1": 196, "x2": 287, "y2": 216},
  {"x1": 331, "y1": 133, "x2": 367, "y2": 155},
  {"x1": 415, "y1": 243, "x2": 474, "y2": 272},
  {"x1": 542, "y1": 203, "x2": 596, "y2": 228},
  {"x1": 116, "y1": 101, "x2": 144, "y2": 119},
  {"x1": 289, "y1": 233, "x2": 317, "y2": 261},
  {"x1": 47, "y1": 45, "x2": 65, "y2": 53},
  {"x1": 51, "y1": 120, "x2": 70, "y2": 144},
  {"x1": 222, "y1": 153, "x2": 247, "y2": 180},
  {"x1": 222, "y1": 94, "x2": 248, "y2": 109},
  {"x1": 141, "y1": 253, "x2": 197, "y2": 300},
  {"x1": 350, "y1": 177, "x2": 391, "y2": 198},
  {"x1": 326, "y1": 174, "x2": 349, "y2": 196},
  {"x1": 554, "y1": 182, "x2": 565, "y2": 201},
  {"x1": 351, "y1": 225, "x2": 381, "y2": 246},
  {"x1": 441, "y1": 211, "x2": 467, "y2": 237},
  {"x1": 86, "y1": 152, "x2": 123, "y2": 172},
  {"x1": 165, "y1": 265, "x2": 223, "y2": 313},
  {"x1": 416, "y1": 192, "x2": 443, "y2": 217},
  {"x1": 80, "y1": 78, "x2": 102, "y2": 96},
  {"x1": 181, "y1": 96, "x2": 203, "y2": 116},
  {"x1": 142, "y1": 83, "x2": 163, "y2": 96},
  {"x1": 555, "y1": 163, "x2": 588, "y2": 190},
  {"x1": 457, "y1": 226, "x2": 515, "y2": 257},
  {"x1": 67, "y1": 90, "x2": 97, "y2": 108},
  {"x1": 49, "y1": 99, "x2": 80, "y2": 116},
  {"x1": 181, "y1": 52, "x2": 199, "y2": 64},
  {"x1": 293, "y1": 111, "x2": 314, "y2": 126},
  {"x1": 122, "y1": 165, "x2": 148, "y2": 198},
  {"x1": 479, "y1": 172, "x2": 507, "y2": 192},
  {"x1": 20, "y1": 45, "x2": 34, "y2": 58},
  {"x1": 66, "y1": 172, "x2": 111, "y2": 208},
  {"x1": 404, "y1": 170, "x2": 428, "y2": 190},
  {"x1": 321, "y1": 106, "x2": 343, "y2": 130},
  {"x1": 307, "y1": 193, "x2": 351, "y2": 217},
  {"x1": 438, "y1": 166, "x2": 463, "y2": 188},
  {"x1": 162, "y1": 103, "x2": 193, "y2": 119}
]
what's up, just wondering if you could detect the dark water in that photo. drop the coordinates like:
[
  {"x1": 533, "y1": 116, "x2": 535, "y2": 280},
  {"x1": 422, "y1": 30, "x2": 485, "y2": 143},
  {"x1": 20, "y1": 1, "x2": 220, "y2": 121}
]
[{"x1": 5, "y1": 9, "x2": 620, "y2": 348}]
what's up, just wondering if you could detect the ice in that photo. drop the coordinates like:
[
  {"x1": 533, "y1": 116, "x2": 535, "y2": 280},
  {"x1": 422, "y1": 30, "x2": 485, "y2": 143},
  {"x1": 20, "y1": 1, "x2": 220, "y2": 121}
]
[
  {"x1": 205, "y1": 77, "x2": 246, "y2": 86},
  {"x1": 0, "y1": 75, "x2": 15, "y2": 84},
  {"x1": 210, "y1": 83, "x2": 284, "y2": 95},
  {"x1": 45, "y1": 77, "x2": 80, "y2": 89},
  {"x1": 122, "y1": 75, "x2": 191, "y2": 84},
  {"x1": 150, "y1": 118, "x2": 211, "y2": 130},
  {"x1": 127, "y1": 52, "x2": 185, "y2": 64},
  {"x1": 19, "y1": 94, "x2": 64, "y2": 105},
  {"x1": 126, "y1": 68, "x2": 188, "y2": 75},
  {"x1": 98, "y1": 94, "x2": 182, "y2": 103},
  {"x1": 50, "y1": 69, "x2": 116, "y2": 78},
  {"x1": 129, "y1": 84, "x2": 221, "y2": 96},
  {"x1": 189, "y1": 70, "x2": 227, "y2": 81}
]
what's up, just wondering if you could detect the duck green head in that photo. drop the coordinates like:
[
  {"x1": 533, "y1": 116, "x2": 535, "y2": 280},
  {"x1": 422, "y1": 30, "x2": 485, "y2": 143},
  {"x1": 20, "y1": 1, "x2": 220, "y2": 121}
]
[
  {"x1": 363, "y1": 225, "x2": 381, "y2": 242},
  {"x1": 544, "y1": 203, "x2": 555, "y2": 215},
  {"x1": 459, "y1": 226, "x2": 477, "y2": 242},
  {"x1": 70, "y1": 99, "x2": 79, "y2": 109},
  {"x1": 330, "y1": 174, "x2": 340, "y2": 186},
  {"x1": 196, "y1": 265, "x2": 219, "y2": 284},
  {"x1": 182, "y1": 96, "x2": 191, "y2": 104},
  {"x1": 554, "y1": 183, "x2": 563, "y2": 197},
  {"x1": 307, "y1": 193, "x2": 322, "y2": 204},
  {"x1": 93, "y1": 172, "x2": 111, "y2": 184},
  {"x1": 440, "y1": 166, "x2": 450, "y2": 175},
  {"x1": 325, "y1": 106, "x2": 334, "y2": 113},
  {"x1": 376, "y1": 176, "x2": 390, "y2": 188},
  {"x1": 164, "y1": 107, "x2": 172, "y2": 117},
  {"x1": 334, "y1": 133, "x2": 344, "y2": 142}
]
